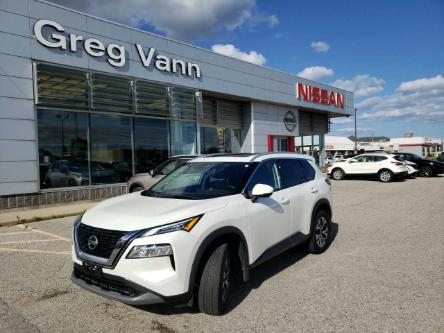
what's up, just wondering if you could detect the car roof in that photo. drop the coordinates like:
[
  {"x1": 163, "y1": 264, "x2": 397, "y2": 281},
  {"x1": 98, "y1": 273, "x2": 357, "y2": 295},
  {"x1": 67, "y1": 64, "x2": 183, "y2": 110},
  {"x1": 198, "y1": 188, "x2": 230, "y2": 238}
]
[{"x1": 191, "y1": 152, "x2": 315, "y2": 163}]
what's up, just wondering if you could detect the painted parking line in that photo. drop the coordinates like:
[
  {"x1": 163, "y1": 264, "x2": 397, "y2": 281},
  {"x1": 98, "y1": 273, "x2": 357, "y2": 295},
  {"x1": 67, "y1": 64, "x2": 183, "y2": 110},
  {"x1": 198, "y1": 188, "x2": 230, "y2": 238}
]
[
  {"x1": 16, "y1": 224, "x2": 71, "y2": 242},
  {"x1": 0, "y1": 239, "x2": 63, "y2": 245},
  {"x1": 0, "y1": 247, "x2": 71, "y2": 256},
  {"x1": 0, "y1": 231, "x2": 34, "y2": 237}
]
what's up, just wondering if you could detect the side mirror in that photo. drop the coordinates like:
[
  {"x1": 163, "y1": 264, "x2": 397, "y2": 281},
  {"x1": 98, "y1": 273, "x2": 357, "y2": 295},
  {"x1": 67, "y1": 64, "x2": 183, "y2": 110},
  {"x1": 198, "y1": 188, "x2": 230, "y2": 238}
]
[
  {"x1": 348, "y1": 160, "x2": 354, "y2": 163},
  {"x1": 149, "y1": 169, "x2": 154, "y2": 176},
  {"x1": 251, "y1": 184, "x2": 274, "y2": 202}
]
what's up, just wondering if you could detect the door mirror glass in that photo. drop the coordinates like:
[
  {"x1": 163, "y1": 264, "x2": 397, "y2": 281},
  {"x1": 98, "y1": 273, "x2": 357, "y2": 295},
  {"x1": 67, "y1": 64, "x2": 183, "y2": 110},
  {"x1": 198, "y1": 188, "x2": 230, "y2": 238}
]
[
  {"x1": 251, "y1": 184, "x2": 274, "y2": 199},
  {"x1": 149, "y1": 169, "x2": 154, "y2": 176}
]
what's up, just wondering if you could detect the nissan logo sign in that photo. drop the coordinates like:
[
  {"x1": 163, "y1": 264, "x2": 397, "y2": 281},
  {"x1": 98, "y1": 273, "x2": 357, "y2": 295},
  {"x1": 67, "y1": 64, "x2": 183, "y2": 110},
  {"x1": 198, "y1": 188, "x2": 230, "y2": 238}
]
[
  {"x1": 284, "y1": 111, "x2": 297, "y2": 132},
  {"x1": 87, "y1": 235, "x2": 98, "y2": 251}
]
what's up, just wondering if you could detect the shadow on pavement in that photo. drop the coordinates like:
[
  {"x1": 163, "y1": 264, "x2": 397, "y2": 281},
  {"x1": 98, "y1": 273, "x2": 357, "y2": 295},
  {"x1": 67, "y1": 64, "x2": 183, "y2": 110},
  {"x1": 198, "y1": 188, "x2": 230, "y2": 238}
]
[{"x1": 137, "y1": 222, "x2": 339, "y2": 316}]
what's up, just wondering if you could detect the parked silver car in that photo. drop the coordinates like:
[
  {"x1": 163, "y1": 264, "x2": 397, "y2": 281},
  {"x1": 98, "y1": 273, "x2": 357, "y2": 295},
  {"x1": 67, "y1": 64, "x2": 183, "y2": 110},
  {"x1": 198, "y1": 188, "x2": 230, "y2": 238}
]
[{"x1": 127, "y1": 155, "x2": 198, "y2": 192}]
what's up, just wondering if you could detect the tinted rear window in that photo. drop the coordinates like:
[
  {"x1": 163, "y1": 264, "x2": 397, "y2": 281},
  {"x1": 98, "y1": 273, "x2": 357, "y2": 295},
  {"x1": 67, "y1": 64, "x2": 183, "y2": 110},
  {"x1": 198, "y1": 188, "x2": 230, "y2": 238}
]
[
  {"x1": 277, "y1": 159, "x2": 306, "y2": 188},
  {"x1": 299, "y1": 159, "x2": 315, "y2": 180}
]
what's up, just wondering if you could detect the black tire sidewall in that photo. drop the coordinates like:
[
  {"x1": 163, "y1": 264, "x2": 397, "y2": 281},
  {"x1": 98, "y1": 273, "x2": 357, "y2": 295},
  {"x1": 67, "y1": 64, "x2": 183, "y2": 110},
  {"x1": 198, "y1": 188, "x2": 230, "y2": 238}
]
[
  {"x1": 198, "y1": 243, "x2": 232, "y2": 315},
  {"x1": 308, "y1": 211, "x2": 331, "y2": 254}
]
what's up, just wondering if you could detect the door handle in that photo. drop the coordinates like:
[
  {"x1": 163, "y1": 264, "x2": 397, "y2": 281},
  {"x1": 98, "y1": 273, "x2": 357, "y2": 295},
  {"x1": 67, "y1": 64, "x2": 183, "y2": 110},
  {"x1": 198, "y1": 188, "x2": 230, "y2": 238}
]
[
  {"x1": 280, "y1": 197, "x2": 290, "y2": 204},
  {"x1": 311, "y1": 188, "x2": 319, "y2": 193}
]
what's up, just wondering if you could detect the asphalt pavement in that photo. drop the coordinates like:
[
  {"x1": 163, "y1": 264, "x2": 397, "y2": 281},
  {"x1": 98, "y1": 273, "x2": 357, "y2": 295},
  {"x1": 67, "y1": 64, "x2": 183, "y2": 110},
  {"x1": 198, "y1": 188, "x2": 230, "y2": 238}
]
[{"x1": 0, "y1": 176, "x2": 443, "y2": 332}]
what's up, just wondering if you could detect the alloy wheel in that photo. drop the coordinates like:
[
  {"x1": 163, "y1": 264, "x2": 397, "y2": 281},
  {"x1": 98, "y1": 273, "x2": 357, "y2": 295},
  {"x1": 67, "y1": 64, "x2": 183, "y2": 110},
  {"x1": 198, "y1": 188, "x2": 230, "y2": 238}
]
[
  {"x1": 315, "y1": 216, "x2": 329, "y2": 248},
  {"x1": 380, "y1": 171, "x2": 391, "y2": 182},
  {"x1": 333, "y1": 169, "x2": 343, "y2": 180}
]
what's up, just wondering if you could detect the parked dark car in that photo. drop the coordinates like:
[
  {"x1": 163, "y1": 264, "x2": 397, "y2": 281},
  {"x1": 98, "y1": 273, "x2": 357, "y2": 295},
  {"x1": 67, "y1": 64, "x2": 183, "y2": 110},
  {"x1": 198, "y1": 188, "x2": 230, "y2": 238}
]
[
  {"x1": 392, "y1": 153, "x2": 444, "y2": 177},
  {"x1": 437, "y1": 152, "x2": 444, "y2": 162}
]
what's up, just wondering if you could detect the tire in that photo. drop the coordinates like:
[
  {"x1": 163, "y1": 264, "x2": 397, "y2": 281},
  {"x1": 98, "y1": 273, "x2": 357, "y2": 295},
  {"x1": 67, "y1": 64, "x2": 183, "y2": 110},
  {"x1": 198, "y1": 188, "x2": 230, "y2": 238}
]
[
  {"x1": 198, "y1": 243, "x2": 232, "y2": 315},
  {"x1": 378, "y1": 169, "x2": 393, "y2": 182},
  {"x1": 130, "y1": 186, "x2": 144, "y2": 192},
  {"x1": 307, "y1": 211, "x2": 331, "y2": 254},
  {"x1": 331, "y1": 168, "x2": 345, "y2": 180},
  {"x1": 419, "y1": 166, "x2": 433, "y2": 177}
]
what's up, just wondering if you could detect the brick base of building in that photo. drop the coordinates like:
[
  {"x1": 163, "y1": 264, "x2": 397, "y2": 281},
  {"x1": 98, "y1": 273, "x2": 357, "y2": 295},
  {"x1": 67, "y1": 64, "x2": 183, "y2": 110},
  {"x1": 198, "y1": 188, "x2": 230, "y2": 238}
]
[{"x1": 0, "y1": 185, "x2": 128, "y2": 210}]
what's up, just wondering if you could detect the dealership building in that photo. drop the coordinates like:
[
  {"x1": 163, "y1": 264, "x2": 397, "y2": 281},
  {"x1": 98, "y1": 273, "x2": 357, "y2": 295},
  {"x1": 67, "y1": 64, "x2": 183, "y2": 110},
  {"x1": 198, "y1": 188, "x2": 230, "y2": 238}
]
[{"x1": 0, "y1": 0, "x2": 353, "y2": 207}]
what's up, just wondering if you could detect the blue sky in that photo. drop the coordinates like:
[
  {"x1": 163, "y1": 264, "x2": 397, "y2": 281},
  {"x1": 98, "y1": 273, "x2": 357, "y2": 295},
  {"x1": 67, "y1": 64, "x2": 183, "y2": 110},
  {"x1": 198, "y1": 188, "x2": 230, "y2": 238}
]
[{"x1": 52, "y1": 0, "x2": 444, "y2": 138}]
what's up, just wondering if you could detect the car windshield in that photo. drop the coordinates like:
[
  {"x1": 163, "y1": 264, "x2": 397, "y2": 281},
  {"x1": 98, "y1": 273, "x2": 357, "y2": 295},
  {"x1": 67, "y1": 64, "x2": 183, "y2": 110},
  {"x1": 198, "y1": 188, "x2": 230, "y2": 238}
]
[{"x1": 142, "y1": 162, "x2": 257, "y2": 200}]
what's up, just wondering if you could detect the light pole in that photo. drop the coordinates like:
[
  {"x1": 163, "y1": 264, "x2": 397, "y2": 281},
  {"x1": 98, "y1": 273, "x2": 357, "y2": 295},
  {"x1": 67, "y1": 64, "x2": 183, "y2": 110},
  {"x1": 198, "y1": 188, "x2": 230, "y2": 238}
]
[{"x1": 354, "y1": 108, "x2": 358, "y2": 153}]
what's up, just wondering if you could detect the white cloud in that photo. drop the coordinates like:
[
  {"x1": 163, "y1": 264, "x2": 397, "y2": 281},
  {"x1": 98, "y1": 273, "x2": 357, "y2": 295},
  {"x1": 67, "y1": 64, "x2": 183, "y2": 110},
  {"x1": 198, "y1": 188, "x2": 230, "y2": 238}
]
[
  {"x1": 330, "y1": 117, "x2": 353, "y2": 125},
  {"x1": 297, "y1": 66, "x2": 334, "y2": 81},
  {"x1": 48, "y1": 0, "x2": 277, "y2": 41},
  {"x1": 310, "y1": 41, "x2": 330, "y2": 52},
  {"x1": 336, "y1": 127, "x2": 375, "y2": 133},
  {"x1": 357, "y1": 75, "x2": 444, "y2": 122},
  {"x1": 211, "y1": 44, "x2": 266, "y2": 65},
  {"x1": 332, "y1": 74, "x2": 385, "y2": 97},
  {"x1": 396, "y1": 74, "x2": 444, "y2": 92}
]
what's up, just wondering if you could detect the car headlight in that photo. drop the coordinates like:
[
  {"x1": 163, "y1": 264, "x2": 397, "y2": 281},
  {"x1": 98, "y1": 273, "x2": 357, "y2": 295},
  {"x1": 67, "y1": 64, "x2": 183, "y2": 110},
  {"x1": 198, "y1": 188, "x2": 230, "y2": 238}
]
[
  {"x1": 140, "y1": 215, "x2": 203, "y2": 237},
  {"x1": 127, "y1": 244, "x2": 173, "y2": 259}
]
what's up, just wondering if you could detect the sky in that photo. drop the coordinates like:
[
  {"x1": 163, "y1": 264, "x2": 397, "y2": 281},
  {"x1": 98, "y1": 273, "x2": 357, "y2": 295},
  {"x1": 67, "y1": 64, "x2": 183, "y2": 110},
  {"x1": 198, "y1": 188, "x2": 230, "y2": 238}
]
[{"x1": 50, "y1": 0, "x2": 444, "y2": 139}]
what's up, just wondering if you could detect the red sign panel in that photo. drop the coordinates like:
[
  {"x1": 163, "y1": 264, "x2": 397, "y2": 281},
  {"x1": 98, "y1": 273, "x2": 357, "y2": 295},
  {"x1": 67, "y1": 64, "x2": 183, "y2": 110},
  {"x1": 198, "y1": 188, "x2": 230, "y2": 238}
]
[{"x1": 296, "y1": 82, "x2": 345, "y2": 109}]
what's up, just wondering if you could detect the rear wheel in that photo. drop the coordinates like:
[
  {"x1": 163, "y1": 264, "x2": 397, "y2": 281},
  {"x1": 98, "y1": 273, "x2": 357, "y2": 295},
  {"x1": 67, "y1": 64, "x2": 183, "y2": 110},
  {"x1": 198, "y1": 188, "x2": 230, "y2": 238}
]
[
  {"x1": 378, "y1": 169, "x2": 393, "y2": 182},
  {"x1": 331, "y1": 168, "x2": 345, "y2": 180},
  {"x1": 198, "y1": 243, "x2": 232, "y2": 315},
  {"x1": 419, "y1": 166, "x2": 434, "y2": 177},
  {"x1": 307, "y1": 211, "x2": 331, "y2": 254}
]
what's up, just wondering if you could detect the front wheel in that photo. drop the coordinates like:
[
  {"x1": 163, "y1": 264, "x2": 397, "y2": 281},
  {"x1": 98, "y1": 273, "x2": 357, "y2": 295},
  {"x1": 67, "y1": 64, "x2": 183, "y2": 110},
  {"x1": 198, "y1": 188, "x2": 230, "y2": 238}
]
[
  {"x1": 419, "y1": 166, "x2": 434, "y2": 177},
  {"x1": 331, "y1": 168, "x2": 345, "y2": 180},
  {"x1": 378, "y1": 170, "x2": 393, "y2": 182},
  {"x1": 198, "y1": 243, "x2": 232, "y2": 315},
  {"x1": 307, "y1": 211, "x2": 331, "y2": 254}
]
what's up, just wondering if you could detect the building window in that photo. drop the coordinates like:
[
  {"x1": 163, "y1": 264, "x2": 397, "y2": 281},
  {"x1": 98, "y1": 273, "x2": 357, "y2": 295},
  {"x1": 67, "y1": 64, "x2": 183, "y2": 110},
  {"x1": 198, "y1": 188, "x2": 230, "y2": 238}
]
[
  {"x1": 170, "y1": 120, "x2": 197, "y2": 156},
  {"x1": 134, "y1": 118, "x2": 169, "y2": 173},
  {"x1": 89, "y1": 114, "x2": 133, "y2": 184},
  {"x1": 35, "y1": 64, "x2": 199, "y2": 190},
  {"x1": 38, "y1": 110, "x2": 89, "y2": 189},
  {"x1": 200, "y1": 127, "x2": 241, "y2": 154}
]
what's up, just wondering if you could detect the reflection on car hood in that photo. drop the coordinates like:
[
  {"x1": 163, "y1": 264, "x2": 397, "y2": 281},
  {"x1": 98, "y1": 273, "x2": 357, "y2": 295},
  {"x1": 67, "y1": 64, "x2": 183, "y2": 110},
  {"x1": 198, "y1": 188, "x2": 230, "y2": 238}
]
[{"x1": 81, "y1": 192, "x2": 228, "y2": 231}]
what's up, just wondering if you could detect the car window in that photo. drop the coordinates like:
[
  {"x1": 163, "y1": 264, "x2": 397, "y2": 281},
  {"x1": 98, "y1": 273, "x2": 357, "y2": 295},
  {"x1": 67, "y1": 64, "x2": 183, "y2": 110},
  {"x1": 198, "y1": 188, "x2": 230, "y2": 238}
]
[
  {"x1": 354, "y1": 156, "x2": 368, "y2": 162},
  {"x1": 146, "y1": 162, "x2": 257, "y2": 199},
  {"x1": 276, "y1": 159, "x2": 306, "y2": 188},
  {"x1": 246, "y1": 160, "x2": 281, "y2": 195},
  {"x1": 374, "y1": 156, "x2": 387, "y2": 162},
  {"x1": 299, "y1": 159, "x2": 316, "y2": 181}
]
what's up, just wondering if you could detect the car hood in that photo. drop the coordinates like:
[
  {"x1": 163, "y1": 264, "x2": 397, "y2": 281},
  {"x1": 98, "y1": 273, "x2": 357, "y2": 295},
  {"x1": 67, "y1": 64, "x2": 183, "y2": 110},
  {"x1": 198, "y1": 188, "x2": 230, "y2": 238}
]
[{"x1": 81, "y1": 192, "x2": 229, "y2": 231}]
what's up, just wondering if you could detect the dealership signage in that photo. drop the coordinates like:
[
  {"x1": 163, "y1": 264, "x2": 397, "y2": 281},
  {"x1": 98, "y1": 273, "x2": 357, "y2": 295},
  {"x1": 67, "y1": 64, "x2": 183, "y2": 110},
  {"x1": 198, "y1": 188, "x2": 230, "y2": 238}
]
[
  {"x1": 296, "y1": 82, "x2": 344, "y2": 109},
  {"x1": 283, "y1": 110, "x2": 297, "y2": 132},
  {"x1": 33, "y1": 20, "x2": 201, "y2": 78}
]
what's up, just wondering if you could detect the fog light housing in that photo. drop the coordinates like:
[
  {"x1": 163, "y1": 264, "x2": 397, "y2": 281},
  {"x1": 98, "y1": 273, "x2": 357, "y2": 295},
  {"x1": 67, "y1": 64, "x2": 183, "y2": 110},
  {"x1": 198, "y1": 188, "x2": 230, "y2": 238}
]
[{"x1": 127, "y1": 244, "x2": 173, "y2": 259}]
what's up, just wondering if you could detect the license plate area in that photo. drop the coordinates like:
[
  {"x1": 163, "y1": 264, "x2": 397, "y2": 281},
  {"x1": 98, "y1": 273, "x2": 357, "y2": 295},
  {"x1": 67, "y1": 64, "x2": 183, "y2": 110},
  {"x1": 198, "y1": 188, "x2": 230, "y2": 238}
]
[{"x1": 82, "y1": 261, "x2": 103, "y2": 278}]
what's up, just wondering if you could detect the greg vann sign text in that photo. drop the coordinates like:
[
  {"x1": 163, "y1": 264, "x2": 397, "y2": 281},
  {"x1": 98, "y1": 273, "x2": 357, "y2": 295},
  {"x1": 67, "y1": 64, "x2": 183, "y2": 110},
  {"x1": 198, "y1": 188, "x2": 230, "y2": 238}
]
[{"x1": 34, "y1": 20, "x2": 201, "y2": 78}]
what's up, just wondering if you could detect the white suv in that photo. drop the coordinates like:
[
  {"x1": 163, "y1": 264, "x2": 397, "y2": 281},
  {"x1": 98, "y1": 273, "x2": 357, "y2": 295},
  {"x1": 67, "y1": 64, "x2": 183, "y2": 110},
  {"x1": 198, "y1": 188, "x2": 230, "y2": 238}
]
[
  {"x1": 72, "y1": 153, "x2": 332, "y2": 315},
  {"x1": 328, "y1": 153, "x2": 408, "y2": 182}
]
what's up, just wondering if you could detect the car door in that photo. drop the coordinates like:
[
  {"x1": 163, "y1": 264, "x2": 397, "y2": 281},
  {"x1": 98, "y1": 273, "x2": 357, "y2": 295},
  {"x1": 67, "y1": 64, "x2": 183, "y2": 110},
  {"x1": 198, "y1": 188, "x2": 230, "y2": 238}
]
[
  {"x1": 276, "y1": 159, "x2": 313, "y2": 235},
  {"x1": 244, "y1": 160, "x2": 292, "y2": 262},
  {"x1": 346, "y1": 156, "x2": 367, "y2": 174}
]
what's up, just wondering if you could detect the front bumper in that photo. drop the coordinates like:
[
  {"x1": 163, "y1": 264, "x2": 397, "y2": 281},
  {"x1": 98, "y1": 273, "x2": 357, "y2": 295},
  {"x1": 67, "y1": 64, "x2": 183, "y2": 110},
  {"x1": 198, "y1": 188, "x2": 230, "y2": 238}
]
[{"x1": 72, "y1": 263, "x2": 191, "y2": 305}]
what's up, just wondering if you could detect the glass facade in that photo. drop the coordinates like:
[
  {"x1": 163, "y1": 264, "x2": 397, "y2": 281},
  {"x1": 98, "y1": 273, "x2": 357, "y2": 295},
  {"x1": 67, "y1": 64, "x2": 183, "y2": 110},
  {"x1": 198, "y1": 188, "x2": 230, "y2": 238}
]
[
  {"x1": 38, "y1": 109, "x2": 197, "y2": 189},
  {"x1": 200, "y1": 127, "x2": 241, "y2": 154},
  {"x1": 36, "y1": 63, "x2": 199, "y2": 189},
  {"x1": 295, "y1": 134, "x2": 324, "y2": 165}
]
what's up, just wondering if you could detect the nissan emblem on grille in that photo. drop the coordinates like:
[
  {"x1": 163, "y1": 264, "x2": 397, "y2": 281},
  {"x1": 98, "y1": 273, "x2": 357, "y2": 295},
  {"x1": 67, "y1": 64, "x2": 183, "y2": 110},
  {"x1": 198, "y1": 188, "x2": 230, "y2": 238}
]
[{"x1": 87, "y1": 235, "x2": 98, "y2": 250}]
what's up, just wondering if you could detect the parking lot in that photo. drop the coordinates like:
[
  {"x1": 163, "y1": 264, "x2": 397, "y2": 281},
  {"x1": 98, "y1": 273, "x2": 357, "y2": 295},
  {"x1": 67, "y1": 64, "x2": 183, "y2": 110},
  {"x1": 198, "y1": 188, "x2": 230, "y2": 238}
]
[{"x1": 0, "y1": 176, "x2": 443, "y2": 332}]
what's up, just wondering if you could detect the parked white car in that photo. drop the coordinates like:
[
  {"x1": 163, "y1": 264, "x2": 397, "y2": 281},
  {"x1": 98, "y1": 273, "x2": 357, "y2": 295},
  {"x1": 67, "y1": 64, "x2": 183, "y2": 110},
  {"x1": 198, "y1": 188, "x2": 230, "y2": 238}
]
[
  {"x1": 72, "y1": 153, "x2": 333, "y2": 315},
  {"x1": 327, "y1": 153, "x2": 408, "y2": 182}
]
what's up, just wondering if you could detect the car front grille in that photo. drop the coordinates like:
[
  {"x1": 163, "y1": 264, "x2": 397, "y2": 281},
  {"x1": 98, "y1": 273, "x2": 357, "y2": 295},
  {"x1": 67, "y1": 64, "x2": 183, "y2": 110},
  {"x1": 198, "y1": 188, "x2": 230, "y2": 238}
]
[{"x1": 77, "y1": 223, "x2": 127, "y2": 259}]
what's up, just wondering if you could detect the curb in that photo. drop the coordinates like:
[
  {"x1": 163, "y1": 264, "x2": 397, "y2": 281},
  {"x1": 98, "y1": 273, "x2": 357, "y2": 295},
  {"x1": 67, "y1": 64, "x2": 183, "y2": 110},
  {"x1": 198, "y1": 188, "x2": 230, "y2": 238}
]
[{"x1": 0, "y1": 211, "x2": 84, "y2": 228}]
